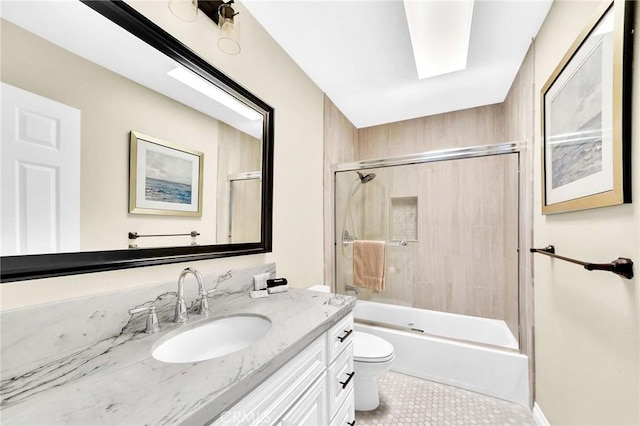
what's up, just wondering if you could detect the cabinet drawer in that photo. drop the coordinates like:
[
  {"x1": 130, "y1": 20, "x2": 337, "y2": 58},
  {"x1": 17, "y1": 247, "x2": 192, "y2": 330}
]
[
  {"x1": 328, "y1": 342, "x2": 354, "y2": 418},
  {"x1": 330, "y1": 388, "x2": 355, "y2": 426},
  {"x1": 279, "y1": 373, "x2": 328, "y2": 426},
  {"x1": 327, "y1": 313, "x2": 354, "y2": 362},
  {"x1": 214, "y1": 336, "x2": 326, "y2": 426}
]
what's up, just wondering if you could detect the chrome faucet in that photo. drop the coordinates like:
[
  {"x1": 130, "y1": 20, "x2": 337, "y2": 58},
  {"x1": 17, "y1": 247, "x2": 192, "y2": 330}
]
[{"x1": 174, "y1": 267, "x2": 210, "y2": 323}]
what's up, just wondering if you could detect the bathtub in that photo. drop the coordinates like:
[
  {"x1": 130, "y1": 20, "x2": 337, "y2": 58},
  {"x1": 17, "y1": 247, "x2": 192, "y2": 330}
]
[{"x1": 354, "y1": 300, "x2": 530, "y2": 406}]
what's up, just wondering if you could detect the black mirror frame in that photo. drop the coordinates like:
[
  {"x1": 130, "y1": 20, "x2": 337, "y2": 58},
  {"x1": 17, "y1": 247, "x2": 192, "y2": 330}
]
[{"x1": 0, "y1": 0, "x2": 274, "y2": 283}]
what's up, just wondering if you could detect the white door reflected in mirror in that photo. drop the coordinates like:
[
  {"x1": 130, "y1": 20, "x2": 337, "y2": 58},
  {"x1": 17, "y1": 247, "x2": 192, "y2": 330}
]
[{"x1": 1, "y1": 83, "x2": 80, "y2": 256}]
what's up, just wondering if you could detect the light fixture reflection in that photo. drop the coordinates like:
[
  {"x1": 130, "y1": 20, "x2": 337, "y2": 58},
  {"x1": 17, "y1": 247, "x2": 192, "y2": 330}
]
[
  {"x1": 168, "y1": 0, "x2": 198, "y2": 22},
  {"x1": 168, "y1": 67, "x2": 262, "y2": 121}
]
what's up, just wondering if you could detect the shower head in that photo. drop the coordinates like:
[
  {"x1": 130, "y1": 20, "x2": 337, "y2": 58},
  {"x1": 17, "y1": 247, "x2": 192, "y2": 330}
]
[{"x1": 357, "y1": 171, "x2": 376, "y2": 184}]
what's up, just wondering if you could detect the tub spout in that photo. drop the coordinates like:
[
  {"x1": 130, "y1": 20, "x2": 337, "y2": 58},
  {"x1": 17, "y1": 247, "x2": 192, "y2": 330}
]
[{"x1": 345, "y1": 284, "x2": 361, "y2": 295}]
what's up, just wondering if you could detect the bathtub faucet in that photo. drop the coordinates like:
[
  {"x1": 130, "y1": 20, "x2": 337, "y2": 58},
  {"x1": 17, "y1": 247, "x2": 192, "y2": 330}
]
[{"x1": 345, "y1": 284, "x2": 361, "y2": 295}]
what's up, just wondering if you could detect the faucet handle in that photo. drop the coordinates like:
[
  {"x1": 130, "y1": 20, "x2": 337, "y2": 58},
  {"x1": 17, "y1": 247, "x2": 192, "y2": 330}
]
[
  {"x1": 198, "y1": 289, "x2": 216, "y2": 316},
  {"x1": 129, "y1": 305, "x2": 160, "y2": 334}
]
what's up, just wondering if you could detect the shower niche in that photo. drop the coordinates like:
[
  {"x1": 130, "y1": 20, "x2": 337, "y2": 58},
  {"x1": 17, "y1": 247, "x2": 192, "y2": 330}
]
[{"x1": 390, "y1": 197, "x2": 418, "y2": 242}]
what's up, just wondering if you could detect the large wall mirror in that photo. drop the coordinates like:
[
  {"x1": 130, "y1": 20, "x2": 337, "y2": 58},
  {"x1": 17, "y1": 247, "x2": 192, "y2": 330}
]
[{"x1": 0, "y1": 1, "x2": 274, "y2": 282}]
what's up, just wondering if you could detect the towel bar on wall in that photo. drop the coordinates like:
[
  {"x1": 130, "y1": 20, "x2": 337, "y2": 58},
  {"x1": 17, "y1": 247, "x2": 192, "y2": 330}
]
[
  {"x1": 529, "y1": 245, "x2": 634, "y2": 279},
  {"x1": 128, "y1": 231, "x2": 200, "y2": 249},
  {"x1": 128, "y1": 231, "x2": 200, "y2": 240},
  {"x1": 343, "y1": 240, "x2": 409, "y2": 247}
]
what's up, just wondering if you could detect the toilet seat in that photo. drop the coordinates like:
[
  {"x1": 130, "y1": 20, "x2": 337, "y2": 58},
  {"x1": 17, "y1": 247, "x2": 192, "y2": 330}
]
[{"x1": 353, "y1": 331, "x2": 394, "y2": 363}]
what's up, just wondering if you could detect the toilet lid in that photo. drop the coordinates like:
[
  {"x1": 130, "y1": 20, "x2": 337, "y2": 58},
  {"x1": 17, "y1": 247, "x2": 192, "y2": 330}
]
[{"x1": 353, "y1": 332, "x2": 394, "y2": 363}]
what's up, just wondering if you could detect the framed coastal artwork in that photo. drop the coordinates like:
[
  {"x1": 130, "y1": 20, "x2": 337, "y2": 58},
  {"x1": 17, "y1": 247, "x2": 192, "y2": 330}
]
[
  {"x1": 129, "y1": 131, "x2": 203, "y2": 216},
  {"x1": 540, "y1": 0, "x2": 633, "y2": 214}
]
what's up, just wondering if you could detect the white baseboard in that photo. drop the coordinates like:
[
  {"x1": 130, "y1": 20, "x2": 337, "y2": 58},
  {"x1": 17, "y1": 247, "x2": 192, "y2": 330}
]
[{"x1": 533, "y1": 402, "x2": 550, "y2": 426}]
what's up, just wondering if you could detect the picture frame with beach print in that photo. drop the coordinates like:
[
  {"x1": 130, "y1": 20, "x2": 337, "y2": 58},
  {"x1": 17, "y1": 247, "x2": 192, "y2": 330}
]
[
  {"x1": 541, "y1": 0, "x2": 633, "y2": 214},
  {"x1": 129, "y1": 131, "x2": 203, "y2": 216}
]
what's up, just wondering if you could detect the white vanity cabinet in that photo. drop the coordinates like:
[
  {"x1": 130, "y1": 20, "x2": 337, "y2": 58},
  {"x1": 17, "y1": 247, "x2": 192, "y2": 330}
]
[{"x1": 213, "y1": 313, "x2": 354, "y2": 426}]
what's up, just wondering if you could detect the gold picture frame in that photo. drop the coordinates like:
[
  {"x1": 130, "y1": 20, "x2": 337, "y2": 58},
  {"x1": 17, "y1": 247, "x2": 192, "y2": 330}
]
[
  {"x1": 129, "y1": 131, "x2": 204, "y2": 216},
  {"x1": 540, "y1": 0, "x2": 633, "y2": 214}
]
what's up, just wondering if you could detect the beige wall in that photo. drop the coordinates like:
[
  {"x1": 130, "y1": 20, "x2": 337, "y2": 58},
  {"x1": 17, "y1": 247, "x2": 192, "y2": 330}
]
[
  {"x1": 1, "y1": 1, "x2": 325, "y2": 309},
  {"x1": 533, "y1": 1, "x2": 639, "y2": 424}
]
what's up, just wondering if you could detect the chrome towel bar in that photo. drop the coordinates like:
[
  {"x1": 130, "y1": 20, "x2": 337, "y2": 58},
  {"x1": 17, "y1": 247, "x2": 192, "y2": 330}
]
[
  {"x1": 128, "y1": 231, "x2": 200, "y2": 240},
  {"x1": 530, "y1": 245, "x2": 634, "y2": 279},
  {"x1": 342, "y1": 240, "x2": 408, "y2": 247},
  {"x1": 128, "y1": 231, "x2": 200, "y2": 249}
]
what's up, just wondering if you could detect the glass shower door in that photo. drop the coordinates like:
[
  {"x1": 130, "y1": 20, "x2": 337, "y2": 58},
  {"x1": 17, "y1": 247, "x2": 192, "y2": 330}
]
[{"x1": 334, "y1": 152, "x2": 520, "y2": 346}]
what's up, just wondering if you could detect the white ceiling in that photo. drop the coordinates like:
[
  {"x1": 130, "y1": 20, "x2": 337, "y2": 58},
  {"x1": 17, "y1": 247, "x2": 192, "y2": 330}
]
[{"x1": 243, "y1": 0, "x2": 552, "y2": 129}]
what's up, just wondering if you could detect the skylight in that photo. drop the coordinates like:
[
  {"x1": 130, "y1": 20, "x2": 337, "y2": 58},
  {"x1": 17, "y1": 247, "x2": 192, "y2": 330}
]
[{"x1": 403, "y1": 0, "x2": 475, "y2": 79}]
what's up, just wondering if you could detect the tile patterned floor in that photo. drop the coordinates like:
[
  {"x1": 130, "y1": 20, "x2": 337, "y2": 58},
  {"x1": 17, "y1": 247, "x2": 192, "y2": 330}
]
[{"x1": 355, "y1": 371, "x2": 535, "y2": 426}]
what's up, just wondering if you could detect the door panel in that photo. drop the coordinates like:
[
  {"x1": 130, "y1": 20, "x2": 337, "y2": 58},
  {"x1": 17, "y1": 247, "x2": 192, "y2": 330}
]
[{"x1": 1, "y1": 83, "x2": 80, "y2": 255}]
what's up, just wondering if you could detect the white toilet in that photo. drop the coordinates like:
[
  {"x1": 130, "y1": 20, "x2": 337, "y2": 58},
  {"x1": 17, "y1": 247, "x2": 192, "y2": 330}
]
[
  {"x1": 353, "y1": 330, "x2": 395, "y2": 411},
  {"x1": 306, "y1": 285, "x2": 395, "y2": 411}
]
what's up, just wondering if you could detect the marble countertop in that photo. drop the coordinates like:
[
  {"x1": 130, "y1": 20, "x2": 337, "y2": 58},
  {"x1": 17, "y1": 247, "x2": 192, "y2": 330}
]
[{"x1": 1, "y1": 288, "x2": 355, "y2": 425}]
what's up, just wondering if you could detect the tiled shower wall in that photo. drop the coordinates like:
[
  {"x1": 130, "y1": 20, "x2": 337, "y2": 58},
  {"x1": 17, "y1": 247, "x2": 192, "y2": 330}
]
[
  {"x1": 357, "y1": 103, "x2": 505, "y2": 159},
  {"x1": 504, "y1": 46, "x2": 535, "y2": 405},
  {"x1": 323, "y1": 97, "x2": 359, "y2": 286},
  {"x1": 416, "y1": 154, "x2": 519, "y2": 321}
]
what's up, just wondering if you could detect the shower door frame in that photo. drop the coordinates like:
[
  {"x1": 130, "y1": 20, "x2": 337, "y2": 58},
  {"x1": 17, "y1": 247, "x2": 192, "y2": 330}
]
[
  {"x1": 330, "y1": 140, "x2": 526, "y2": 346},
  {"x1": 227, "y1": 171, "x2": 262, "y2": 244}
]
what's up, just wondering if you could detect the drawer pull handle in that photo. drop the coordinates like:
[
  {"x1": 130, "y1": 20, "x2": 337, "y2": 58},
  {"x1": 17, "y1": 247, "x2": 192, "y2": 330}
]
[
  {"x1": 347, "y1": 421, "x2": 356, "y2": 426},
  {"x1": 340, "y1": 371, "x2": 355, "y2": 389},
  {"x1": 338, "y1": 329, "x2": 353, "y2": 342}
]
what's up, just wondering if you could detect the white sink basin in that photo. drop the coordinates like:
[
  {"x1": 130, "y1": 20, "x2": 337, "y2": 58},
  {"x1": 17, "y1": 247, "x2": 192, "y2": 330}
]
[{"x1": 152, "y1": 314, "x2": 272, "y2": 363}]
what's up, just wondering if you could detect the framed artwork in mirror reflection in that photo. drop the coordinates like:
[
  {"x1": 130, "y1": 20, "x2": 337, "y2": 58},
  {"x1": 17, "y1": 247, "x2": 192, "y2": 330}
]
[
  {"x1": 129, "y1": 131, "x2": 203, "y2": 216},
  {"x1": 540, "y1": 0, "x2": 633, "y2": 214}
]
